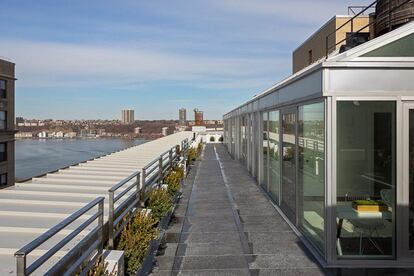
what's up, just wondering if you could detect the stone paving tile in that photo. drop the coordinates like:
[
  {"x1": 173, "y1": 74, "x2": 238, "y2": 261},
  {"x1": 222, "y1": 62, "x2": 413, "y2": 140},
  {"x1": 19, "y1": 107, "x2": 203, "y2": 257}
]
[
  {"x1": 174, "y1": 242, "x2": 244, "y2": 256},
  {"x1": 178, "y1": 232, "x2": 242, "y2": 244},
  {"x1": 172, "y1": 255, "x2": 248, "y2": 270},
  {"x1": 250, "y1": 268, "x2": 327, "y2": 276}
]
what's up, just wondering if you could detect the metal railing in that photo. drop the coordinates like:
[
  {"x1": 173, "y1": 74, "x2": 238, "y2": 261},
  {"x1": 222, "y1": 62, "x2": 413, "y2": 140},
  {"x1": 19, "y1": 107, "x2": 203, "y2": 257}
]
[
  {"x1": 325, "y1": 0, "x2": 413, "y2": 57},
  {"x1": 325, "y1": 1, "x2": 377, "y2": 57},
  {"x1": 15, "y1": 197, "x2": 104, "y2": 276},
  {"x1": 348, "y1": 5, "x2": 375, "y2": 15},
  {"x1": 108, "y1": 171, "x2": 140, "y2": 249},
  {"x1": 107, "y1": 137, "x2": 190, "y2": 247}
]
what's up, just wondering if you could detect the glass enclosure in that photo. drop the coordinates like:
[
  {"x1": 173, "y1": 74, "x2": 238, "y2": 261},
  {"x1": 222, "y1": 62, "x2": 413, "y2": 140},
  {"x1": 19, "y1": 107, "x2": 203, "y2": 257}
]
[
  {"x1": 268, "y1": 111, "x2": 280, "y2": 202},
  {"x1": 223, "y1": 98, "x2": 412, "y2": 265},
  {"x1": 336, "y1": 101, "x2": 396, "y2": 258},
  {"x1": 298, "y1": 102, "x2": 325, "y2": 253},
  {"x1": 241, "y1": 116, "x2": 247, "y2": 164},
  {"x1": 262, "y1": 112, "x2": 269, "y2": 190}
]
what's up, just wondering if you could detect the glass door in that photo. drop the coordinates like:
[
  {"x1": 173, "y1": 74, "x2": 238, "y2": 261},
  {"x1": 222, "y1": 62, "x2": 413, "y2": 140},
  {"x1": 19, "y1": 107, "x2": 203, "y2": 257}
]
[
  {"x1": 402, "y1": 103, "x2": 414, "y2": 258},
  {"x1": 281, "y1": 108, "x2": 297, "y2": 223}
]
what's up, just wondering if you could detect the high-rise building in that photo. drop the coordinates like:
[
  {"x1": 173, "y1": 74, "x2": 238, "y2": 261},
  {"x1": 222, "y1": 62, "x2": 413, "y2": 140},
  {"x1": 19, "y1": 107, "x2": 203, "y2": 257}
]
[
  {"x1": 121, "y1": 109, "x2": 134, "y2": 124},
  {"x1": 0, "y1": 58, "x2": 15, "y2": 189},
  {"x1": 179, "y1": 108, "x2": 186, "y2": 126},
  {"x1": 194, "y1": 108, "x2": 204, "y2": 126}
]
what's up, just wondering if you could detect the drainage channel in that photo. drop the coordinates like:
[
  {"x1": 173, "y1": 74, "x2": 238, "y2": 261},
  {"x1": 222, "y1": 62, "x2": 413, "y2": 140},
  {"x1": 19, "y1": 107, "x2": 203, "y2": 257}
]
[{"x1": 214, "y1": 145, "x2": 252, "y2": 275}]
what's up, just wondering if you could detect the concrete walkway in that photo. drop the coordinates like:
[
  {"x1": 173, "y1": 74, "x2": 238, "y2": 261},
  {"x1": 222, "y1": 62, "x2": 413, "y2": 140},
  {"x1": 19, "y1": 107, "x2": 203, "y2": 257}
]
[{"x1": 152, "y1": 144, "x2": 326, "y2": 275}]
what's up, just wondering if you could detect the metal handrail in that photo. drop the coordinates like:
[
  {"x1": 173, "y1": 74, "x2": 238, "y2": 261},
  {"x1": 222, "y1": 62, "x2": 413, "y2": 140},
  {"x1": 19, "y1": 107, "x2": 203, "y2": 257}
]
[
  {"x1": 108, "y1": 171, "x2": 140, "y2": 249},
  {"x1": 325, "y1": 1, "x2": 377, "y2": 57},
  {"x1": 15, "y1": 197, "x2": 104, "y2": 276},
  {"x1": 325, "y1": 0, "x2": 413, "y2": 57}
]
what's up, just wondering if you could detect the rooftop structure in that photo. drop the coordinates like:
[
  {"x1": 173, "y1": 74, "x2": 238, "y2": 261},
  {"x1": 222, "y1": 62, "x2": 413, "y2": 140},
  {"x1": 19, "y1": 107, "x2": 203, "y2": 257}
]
[
  {"x1": 0, "y1": 131, "x2": 193, "y2": 274},
  {"x1": 293, "y1": 15, "x2": 370, "y2": 73},
  {"x1": 223, "y1": 21, "x2": 414, "y2": 267},
  {"x1": 193, "y1": 108, "x2": 204, "y2": 126}
]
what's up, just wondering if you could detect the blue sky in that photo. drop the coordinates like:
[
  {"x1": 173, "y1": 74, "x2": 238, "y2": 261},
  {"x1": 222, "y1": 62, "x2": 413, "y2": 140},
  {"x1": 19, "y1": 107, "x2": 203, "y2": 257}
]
[{"x1": 1, "y1": 0, "x2": 371, "y2": 120}]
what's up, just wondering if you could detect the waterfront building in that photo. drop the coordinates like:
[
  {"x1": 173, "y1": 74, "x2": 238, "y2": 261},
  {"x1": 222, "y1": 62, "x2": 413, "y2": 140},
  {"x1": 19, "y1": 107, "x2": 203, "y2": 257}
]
[
  {"x1": 15, "y1": 132, "x2": 33, "y2": 139},
  {"x1": 134, "y1": 127, "x2": 142, "y2": 134},
  {"x1": 179, "y1": 108, "x2": 187, "y2": 126},
  {"x1": 121, "y1": 109, "x2": 134, "y2": 124},
  {"x1": 223, "y1": 19, "x2": 414, "y2": 267},
  {"x1": 0, "y1": 59, "x2": 15, "y2": 189},
  {"x1": 38, "y1": 131, "x2": 48, "y2": 138},
  {"x1": 64, "y1": 131, "x2": 77, "y2": 138}
]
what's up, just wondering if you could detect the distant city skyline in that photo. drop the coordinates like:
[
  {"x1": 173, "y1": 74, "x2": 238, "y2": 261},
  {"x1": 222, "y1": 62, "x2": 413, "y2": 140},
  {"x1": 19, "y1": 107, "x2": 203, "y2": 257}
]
[{"x1": 1, "y1": 0, "x2": 372, "y2": 119}]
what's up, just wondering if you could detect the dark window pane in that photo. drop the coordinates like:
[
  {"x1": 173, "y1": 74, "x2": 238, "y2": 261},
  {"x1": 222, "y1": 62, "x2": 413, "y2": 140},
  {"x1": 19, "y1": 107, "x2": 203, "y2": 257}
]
[
  {"x1": 0, "y1": 174, "x2": 6, "y2": 186},
  {"x1": 336, "y1": 101, "x2": 395, "y2": 258},
  {"x1": 0, "y1": 143, "x2": 6, "y2": 162},
  {"x1": 0, "y1": 80, "x2": 5, "y2": 99}
]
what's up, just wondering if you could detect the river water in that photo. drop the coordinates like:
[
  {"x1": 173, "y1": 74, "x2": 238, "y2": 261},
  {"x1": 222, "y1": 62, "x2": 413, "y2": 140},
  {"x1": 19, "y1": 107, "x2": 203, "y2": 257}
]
[{"x1": 15, "y1": 138, "x2": 148, "y2": 181}]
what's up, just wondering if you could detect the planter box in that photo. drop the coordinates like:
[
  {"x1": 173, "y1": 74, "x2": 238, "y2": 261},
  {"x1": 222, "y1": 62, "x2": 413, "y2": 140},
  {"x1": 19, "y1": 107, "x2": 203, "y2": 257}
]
[
  {"x1": 352, "y1": 200, "x2": 388, "y2": 212},
  {"x1": 137, "y1": 193, "x2": 180, "y2": 276}
]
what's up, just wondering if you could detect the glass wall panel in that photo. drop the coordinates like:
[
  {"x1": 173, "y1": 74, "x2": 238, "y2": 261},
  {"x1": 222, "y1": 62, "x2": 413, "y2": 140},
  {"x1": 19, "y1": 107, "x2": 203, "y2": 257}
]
[
  {"x1": 298, "y1": 102, "x2": 325, "y2": 253},
  {"x1": 409, "y1": 110, "x2": 414, "y2": 250},
  {"x1": 268, "y1": 111, "x2": 280, "y2": 202},
  {"x1": 281, "y1": 110, "x2": 297, "y2": 222},
  {"x1": 262, "y1": 112, "x2": 269, "y2": 189},
  {"x1": 242, "y1": 116, "x2": 247, "y2": 164},
  {"x1": 336, "y1": 101, "x2": 395, "y2": 258}
]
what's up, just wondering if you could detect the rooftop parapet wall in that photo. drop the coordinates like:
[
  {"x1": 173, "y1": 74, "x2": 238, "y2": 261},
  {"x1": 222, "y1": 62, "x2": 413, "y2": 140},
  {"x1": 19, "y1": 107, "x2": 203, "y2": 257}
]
[{"x1": 0, "y1": 58, "x2": 15, "y2": 79}]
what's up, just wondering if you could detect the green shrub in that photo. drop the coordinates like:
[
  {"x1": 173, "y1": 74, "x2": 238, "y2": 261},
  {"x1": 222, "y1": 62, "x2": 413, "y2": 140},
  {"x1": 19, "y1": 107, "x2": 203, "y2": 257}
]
[
  {"x1": 117, "y1": 213, "x2": 158, "y2": 275},
  {"x1": 187, "y1": 148, "x2": 198, "y2": 164},
  {"x1": 147, "y1": 188, "x2": 173, "y2": 222},
  {"x1": 86, "y1": 256, "x2": 116, "y2": 276},
  {"x1": 197, "y1": 142, "x2": 203, "y2": 155},
  {"x1": 163, "y1": 166, "x2": 184, "y2": 196}
]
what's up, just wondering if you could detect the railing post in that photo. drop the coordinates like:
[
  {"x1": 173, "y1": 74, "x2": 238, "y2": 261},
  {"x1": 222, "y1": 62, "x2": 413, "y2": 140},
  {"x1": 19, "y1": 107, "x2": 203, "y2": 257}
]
[
  {"x1": 158, "y1": 156, "x2": 163, "y2": 187},
  {"x1": 351, "y1": 18, "x2": 354, "y2": 33},
  {"x1": 98, "y1": 199, "x2": 104, "y2": 258},
  {"x1": 108, "y1": 191, "x2": 115, "y2": 250},
  {"x1": 169, "y1": 148, "x2": 173, "y2": 169},
  {"x1": 140, "y1": 168, "x2": 146, "y2": 207},
  {"x1": 136, "y1": 172, "x2": 140, "y2": 207},
  {"x1": 15, "y1": 253, "x2": 26, "y2": 276}
]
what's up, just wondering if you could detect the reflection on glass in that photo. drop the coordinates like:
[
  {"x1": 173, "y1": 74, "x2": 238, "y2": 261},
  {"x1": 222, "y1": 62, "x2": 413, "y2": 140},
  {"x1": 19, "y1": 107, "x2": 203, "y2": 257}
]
[
  {"x1": 262, "y1": 113, "x2": 269, "y2": 190},
  {"x1": 336, "y1": 101, "x2": 395, "y2": 258},
  {"x1": 231, "y1": 119, "x2": 235, "y2": 154},
  {"x1": 298, "y1": 102, "x2": 325, "y2": 253},
  {"x1": 241, "y1": 116, "x2": 247, "y2": 164},
  {"x1": 269, "y1": 111, "x2": 280, "y2": 202},
  {"x1": 282, "y1": 110, "x2": 297, "y2": 222},
  {"x1": 409, "y1": 110, "x2": 414, "y2": 250}
]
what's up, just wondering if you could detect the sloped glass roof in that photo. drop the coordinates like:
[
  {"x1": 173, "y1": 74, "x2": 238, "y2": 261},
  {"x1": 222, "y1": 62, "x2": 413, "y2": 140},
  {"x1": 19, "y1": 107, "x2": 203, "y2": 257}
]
[{"x1": 362, "y1": 33, "x2": 414, "y2": 57}]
